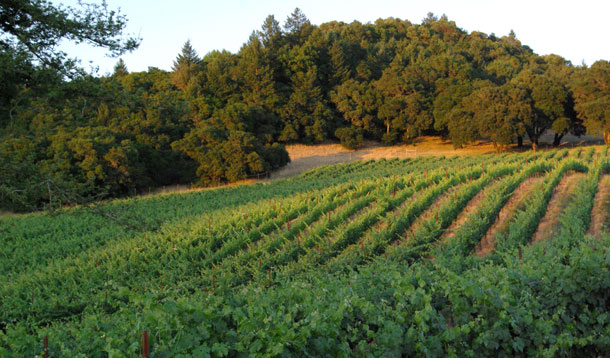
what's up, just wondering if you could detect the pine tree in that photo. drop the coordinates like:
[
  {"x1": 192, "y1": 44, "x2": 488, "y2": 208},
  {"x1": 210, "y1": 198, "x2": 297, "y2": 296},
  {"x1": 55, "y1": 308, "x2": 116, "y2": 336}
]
[
  {"x1": 283, "y1": 8, "x2": 311, "y2": 45},
  {"x1": 171, "y1": 40, "x2": 202, "y2": 91},
  {"x1": 113, "y1": 58, "x2": 128, "y2": 77},
  {"x1": 259, "y1": 15, "x2": 282, "y2": 48},
  {"x1": 172, "y1": 40, "x2": 201, "y2": 70},
  {"x1": 238, "y1": 34, "x2": 279, "y2": 111},
  {"x1": 284, "y1": 8, "x2": 310, "y2": 33},
  {"x1": 329, "y1": 41, "x2": 350, "y2": 86}
]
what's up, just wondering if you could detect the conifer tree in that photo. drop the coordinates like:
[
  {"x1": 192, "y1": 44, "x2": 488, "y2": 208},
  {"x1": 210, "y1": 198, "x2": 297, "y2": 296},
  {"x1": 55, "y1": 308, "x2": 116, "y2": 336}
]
[
  {"x1": 259, "y1": 15, "x2": 282, "y2": 48},
  {"x1": 237, "y1": 34, "x2": 279, "y2": 111},
  {"x1": 283, "y1": 8, "x2": 311, "y2": 45},
  {"x1": 284, "y1": 8, "x2": 310, "y2": 33},
  {"x1": 171, "y1": 40, "x2": 202, "y2": 91},
  {"x1": 113, "y1": 58, "x2": 128, "y2": 77},
  {"x1": 329, "y1": 40, "x2": 350, "y2": 86}
]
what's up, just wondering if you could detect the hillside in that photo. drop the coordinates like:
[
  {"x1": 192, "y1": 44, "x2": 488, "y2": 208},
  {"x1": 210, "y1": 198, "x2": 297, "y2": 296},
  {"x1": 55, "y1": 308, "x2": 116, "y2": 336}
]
[
  {"x1": 272, "y1": 132, "x2": 604, "y2": 179},
  {"x1": 1, "y1": 146, "x2": 609, "y2": 356},
  {"x1": 3, "y1": 7, "x2": 609, "y2": 213}
]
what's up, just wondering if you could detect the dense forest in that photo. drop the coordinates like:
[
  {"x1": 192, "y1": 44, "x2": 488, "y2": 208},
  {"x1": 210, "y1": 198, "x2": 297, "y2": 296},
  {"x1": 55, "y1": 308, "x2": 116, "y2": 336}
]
[{"x1": 1, "y1": 4, "x2": 609, "y2": 212}]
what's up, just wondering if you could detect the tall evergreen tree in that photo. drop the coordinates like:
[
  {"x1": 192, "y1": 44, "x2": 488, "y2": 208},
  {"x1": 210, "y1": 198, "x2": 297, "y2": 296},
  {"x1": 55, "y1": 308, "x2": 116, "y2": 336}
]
[
  {"x1": 113, "y1": 58, "x2": 128, "y2": 77},
  {"x1": 237, "y1": 34, "x2": 279, "y2": 111},
  {"x1": 284, "y1": 8, "x2": 310, "y2": 34},
  {"x1": 259, "y1": 15, "x2": 282, "y2": 48},
  {"x1": 283, "y1": 8, "x2": 312, "y2": 45},
  {"x1": 329, "y1": 40, "x2": 350, "y2": 86},
  {"x1": 171, "y1": 39, "x2": 202, "y2": 91}
]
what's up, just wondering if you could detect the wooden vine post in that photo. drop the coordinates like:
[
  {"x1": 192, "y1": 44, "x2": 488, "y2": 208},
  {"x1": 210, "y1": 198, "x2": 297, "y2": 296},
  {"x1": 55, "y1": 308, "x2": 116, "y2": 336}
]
[
  {"x1": 142, "y1": 330, "x2": 150, "y2": 358},
  {"x1": 43, "y1": 336, "x2": 48, "y2": 358}
]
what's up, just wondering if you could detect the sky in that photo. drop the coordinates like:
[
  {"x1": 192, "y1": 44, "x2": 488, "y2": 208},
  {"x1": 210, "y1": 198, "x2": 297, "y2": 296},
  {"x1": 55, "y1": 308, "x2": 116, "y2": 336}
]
[{"x1": 55, "y1": 0, "x2": 610, "y2": 76}]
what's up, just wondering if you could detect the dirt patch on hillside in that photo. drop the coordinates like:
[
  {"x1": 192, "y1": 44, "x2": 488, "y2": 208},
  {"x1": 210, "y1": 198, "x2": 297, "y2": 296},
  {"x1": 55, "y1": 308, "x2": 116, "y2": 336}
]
[
  {"x1": 440, "y1": 182, "x2": 491, "y2": 241},
  {"x1": 400, "y1": 182, "x2": 468, "y2": 242},
  {"x1": 270, "y1": 137, "x2": 499, "y2": 180},
  {"x1": 270, "y1": 133, "x2": 603, "y2": 180},
  {"x1": 379, "y1": 190, "x2": 421, "y2": 231},
  {"x1": 531, "y1": 173, "x2": 586, "y2": 243},
  {"x1": 475, "y1": 176, "x2": 544, "y2": 256},
  {"x1": 587, "y1": 175, "x2": 610, "y2": 238}
]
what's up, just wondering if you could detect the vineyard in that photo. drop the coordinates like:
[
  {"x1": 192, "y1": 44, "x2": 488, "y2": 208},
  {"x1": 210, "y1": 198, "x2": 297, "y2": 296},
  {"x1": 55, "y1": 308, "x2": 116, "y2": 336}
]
[{"x1": 1, "y1": 146, "x2": 610, "y2": 357}]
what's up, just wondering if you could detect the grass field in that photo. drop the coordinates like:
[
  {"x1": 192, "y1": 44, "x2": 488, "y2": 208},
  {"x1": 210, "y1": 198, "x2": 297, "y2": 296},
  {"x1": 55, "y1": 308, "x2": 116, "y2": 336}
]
[
  {"x1": 1, "y1": 146, "x2": 609, "y2": 357},
  {"x1": 271, "y1": 133, "x2": 605, "y2": 179}
]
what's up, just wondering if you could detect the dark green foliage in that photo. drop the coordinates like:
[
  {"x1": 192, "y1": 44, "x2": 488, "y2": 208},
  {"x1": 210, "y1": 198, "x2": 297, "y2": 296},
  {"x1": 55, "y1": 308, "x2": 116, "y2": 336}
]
[
  {"x1": 2, "y1": 5, "x2": 607, "y2": 211},
  {"x1": 0, "y1": 139, "x2": 54, "y2": 212},
  {"x1": 463, "y1": 83, "x2": 531, "y2": 151},
  {"x1": 0, "y1": 68, "x2": 197, "y2": 211},
  {"x1": 1, "y1": 148, "x2": 609, "y2": 356},
  {"x1": 0, "y1": 0, "x2": 139, "y2": 71},
  {"x1": 573, "y1": 60, "x2": 610, "y2": 144},
  {"x1": 0, "y1": 0, "x2": 139, "y2": 125},
  {"x1": 113, "y1": 58, "x2": 128, "y2": 77},
  {"x1": 335, "y1": 126, "x2": 364, "y2": 149},
  {"x1": 513, "y1": 56, "x2": 584, "y2": 148},
  {"x1": 331, "y1": 79, "x2": 381, "y2": 137},
  {"x1": 173, "y1": 128, "x2": 289, "y2": 184},
  {"x1": 171, "y1": 40, "x2": 201, "y2": 91}
]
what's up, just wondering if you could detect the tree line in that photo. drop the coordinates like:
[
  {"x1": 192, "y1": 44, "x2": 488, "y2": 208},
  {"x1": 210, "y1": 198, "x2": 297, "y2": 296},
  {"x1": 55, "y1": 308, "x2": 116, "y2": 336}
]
[{"x1": 1, "y1": 4, "x2": 608, "y2": 212}]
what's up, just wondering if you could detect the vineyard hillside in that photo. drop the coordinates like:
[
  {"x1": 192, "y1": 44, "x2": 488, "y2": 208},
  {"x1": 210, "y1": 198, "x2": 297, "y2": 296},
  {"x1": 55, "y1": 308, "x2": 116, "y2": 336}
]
[{"x1": 1, "y1": 147, "x2": 610, "y2": 357}]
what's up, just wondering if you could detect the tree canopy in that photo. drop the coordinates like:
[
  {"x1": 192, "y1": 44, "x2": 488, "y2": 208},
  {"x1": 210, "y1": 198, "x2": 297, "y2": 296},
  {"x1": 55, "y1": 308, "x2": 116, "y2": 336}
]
[
  {"x1": 573, "y1": 60, "x2": 610, "y2": 144},
  {"x1": 0, "y1": 0, "x2": 139, "y2": 73},
  {"x1": 1, "y1": 6, "x2": 608, "y2": 211}
]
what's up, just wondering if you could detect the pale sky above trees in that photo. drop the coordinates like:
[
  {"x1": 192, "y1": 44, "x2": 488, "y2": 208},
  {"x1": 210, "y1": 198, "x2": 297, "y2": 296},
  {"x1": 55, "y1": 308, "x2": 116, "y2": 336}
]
[{"x1": 53, "y1": 0, "x2": 609, "y2": 75}]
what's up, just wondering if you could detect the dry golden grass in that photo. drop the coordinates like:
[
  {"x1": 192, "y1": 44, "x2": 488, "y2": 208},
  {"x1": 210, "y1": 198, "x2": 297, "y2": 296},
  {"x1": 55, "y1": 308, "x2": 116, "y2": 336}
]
[
  {"x1": 271, "y1": 132, "x2": 604, "y2": 180},
  {"x1": 270, "y1": 137, "x2": 500, "y2": 180},
  {"x1": 144, "y1": 179, "x2": 259, "y2": 197}
]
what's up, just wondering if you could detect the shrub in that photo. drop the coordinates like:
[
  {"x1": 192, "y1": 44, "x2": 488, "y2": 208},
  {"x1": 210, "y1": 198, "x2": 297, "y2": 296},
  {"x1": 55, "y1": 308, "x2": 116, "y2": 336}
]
[{"x1": 335, "y1": 127, "x2": 364, "y2": 149}]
